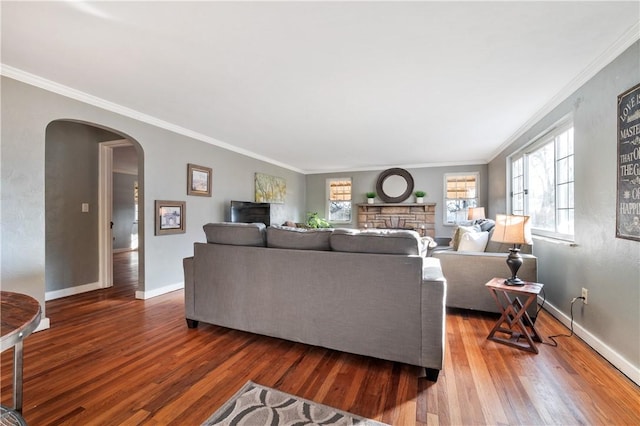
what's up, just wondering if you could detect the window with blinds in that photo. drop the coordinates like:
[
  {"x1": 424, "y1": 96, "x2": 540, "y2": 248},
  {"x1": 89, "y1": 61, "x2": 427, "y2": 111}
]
[
  {"x1": 443, "y1": 173, "x2": 479, "y2": 225},
  {"x1": 326, "y1": 178, "x2": 352, "y2": 223}
]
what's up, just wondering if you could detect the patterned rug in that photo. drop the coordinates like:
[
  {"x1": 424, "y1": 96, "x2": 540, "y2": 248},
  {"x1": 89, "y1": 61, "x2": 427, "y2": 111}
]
[{"x1": 202, "y1": 381, "x2": 388, "y2": 426}]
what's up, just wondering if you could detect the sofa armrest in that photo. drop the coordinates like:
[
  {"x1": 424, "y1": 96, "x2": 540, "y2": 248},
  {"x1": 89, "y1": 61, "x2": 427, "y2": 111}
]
[
  {"x1": 183, "y1": 257, "x2": 195, "y2": 320},
  {"x1": 420, "y1": 257, "x2": 446, "y2": 371},
  {"x1": 432, "y1": 250, "x2": 537, "y2": 314},
  {"x1": 433, "y1": 250, "x2": 537, "y2": 280}
]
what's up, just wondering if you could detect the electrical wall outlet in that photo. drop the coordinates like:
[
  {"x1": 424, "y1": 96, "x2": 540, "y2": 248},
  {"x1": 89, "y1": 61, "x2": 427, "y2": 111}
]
[{"x1": 581, "y1": 287, "x2": 588, "y2": 305}]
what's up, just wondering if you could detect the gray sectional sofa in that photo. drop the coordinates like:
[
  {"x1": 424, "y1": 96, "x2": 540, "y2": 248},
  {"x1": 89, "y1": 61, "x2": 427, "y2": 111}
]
[{"x1": 183, "y1": 223, "x2": 447, "y2": 381}]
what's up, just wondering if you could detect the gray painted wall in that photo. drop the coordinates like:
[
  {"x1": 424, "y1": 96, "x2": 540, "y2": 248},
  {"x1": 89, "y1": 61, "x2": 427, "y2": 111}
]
[
  {"x1": 488, "y1": 42, "x2": 640, "y2": 370},
  {"x1": 113, "y1": 145, "x2": 139, "y2": 251},
  {"x1": 113, "y1": 145, "x2": 139, "y2": 174},
  {"x1": 113, "y1": 172, "x2": 137, "y2": 251},
  {"x1": 306, "y1": 164, "x2": 488, "y2": 238},
  {"x1": 1, "y1": 76, "x2": 306, "y2": 321}
]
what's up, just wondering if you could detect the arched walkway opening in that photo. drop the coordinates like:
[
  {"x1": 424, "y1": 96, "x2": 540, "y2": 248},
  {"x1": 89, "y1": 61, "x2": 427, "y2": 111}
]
[{"x1": 44, "y1": 120, "x2": 144, "y2": 300}]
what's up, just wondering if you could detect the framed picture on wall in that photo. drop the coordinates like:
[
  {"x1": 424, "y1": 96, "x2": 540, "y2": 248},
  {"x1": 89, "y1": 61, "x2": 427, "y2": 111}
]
[
  {"x1": 255, "y1": 172, "x2": 286, "y2": 204},
  {"x1": 155, "y1": 200, "x2": 186, "y2": 235},
  {"x1": 616, "y1": 83, "x2": 640, "y2": 241},
  {"x1": 187, "y1": 163, "x2": 212, "y2": 197}
]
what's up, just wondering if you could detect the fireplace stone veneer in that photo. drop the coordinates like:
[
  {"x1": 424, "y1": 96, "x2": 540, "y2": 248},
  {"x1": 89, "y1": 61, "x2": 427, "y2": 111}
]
[{"x1": 357, "y1": 203, "x2": 436, "y2": 237}]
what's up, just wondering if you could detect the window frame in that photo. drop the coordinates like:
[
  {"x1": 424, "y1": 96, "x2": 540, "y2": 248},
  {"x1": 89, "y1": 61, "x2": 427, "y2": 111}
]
[
  {"x1": 508, "y1": 117, "x2": 575, "y2": 241},
  {"x1": 325, "y1": 177, "x2": 353, "y2": 224},
  {"x1": 443, "y1": 172, "x2": 480, "y2": 226}
]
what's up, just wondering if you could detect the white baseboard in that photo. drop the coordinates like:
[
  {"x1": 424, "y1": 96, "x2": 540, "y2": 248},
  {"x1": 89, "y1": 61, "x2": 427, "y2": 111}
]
[
  {"x1": 34, "y1": 317, "x2": 50, "y2": 332},
  {"x1": 45, "y1": 281, "x2": 103, "y2": 301},
  {"x1": 135, "y1": 282, "x2": 183, "y2": 300},
  {"x1": 540, "y1": 297, "x2": 640, "y2": 386},
  {"x1": 46, "y1": 279, "x2": 182, "y2": 302}
]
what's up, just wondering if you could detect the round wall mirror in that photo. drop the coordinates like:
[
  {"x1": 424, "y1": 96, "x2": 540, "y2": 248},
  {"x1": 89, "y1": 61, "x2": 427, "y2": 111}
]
[{"x1": 376, "y1": 168, "x2": 414, "y2": 203}]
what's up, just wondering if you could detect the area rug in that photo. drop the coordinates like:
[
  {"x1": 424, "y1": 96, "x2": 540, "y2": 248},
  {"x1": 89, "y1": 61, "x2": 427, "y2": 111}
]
[{"x1": 202, "y1": 380, "x2": 388, "y2": 426}]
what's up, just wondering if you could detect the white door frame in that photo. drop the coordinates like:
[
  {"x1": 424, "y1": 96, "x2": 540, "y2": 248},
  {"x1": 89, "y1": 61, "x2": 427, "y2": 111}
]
[{"x1": 98, "y1": 139, "x2": 131, "y2": 288}]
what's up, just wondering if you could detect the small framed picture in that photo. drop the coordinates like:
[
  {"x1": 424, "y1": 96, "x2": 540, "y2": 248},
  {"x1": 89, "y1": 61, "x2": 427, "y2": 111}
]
[
  {"x1": 187, "y1": 163, "x2": 212, "y2": 197},
  {"x1": 155, "y1": 200, "x2": 186, "y2": 235}
]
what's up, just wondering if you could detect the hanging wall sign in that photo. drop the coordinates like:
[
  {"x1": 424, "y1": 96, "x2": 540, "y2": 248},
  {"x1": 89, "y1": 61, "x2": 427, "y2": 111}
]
[{"x1": 617, "y1": 83, "x2": 640, "y2": 241}]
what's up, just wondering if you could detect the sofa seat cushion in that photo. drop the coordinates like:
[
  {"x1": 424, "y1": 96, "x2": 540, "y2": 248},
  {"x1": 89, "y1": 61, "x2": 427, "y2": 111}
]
[
  {"x1": 330, "y1": 228, "x2": 423, "y2": 255},
  {"x1": 203, "y1": 222, "x2": 266, "y2": 246},
  {"x1": 267, "y1": 225, "x2": 333, "y2": 250}
]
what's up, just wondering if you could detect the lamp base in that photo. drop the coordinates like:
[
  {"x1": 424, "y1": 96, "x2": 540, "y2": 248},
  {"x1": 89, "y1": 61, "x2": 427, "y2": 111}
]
[
  {"x1": 504, "y1": 277, "x2": 526, "y2": 286},
  {"x1": 505, "y1": 247, "x2": 525, "y2": 286}
]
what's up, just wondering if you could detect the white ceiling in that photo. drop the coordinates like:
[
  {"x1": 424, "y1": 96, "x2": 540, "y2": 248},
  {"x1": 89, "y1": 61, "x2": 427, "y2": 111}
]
[{"x1": 2, "y1": 1, "x2": 639, "y2": 173}]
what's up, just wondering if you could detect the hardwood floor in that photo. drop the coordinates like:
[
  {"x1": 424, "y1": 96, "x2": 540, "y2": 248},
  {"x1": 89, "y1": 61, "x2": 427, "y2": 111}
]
[{"x1": 2, "y1": 250, "x2": 639, "y2": 425}]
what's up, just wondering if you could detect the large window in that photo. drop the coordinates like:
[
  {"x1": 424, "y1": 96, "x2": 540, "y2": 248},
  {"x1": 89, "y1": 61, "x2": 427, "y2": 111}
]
[
  {"x1": 444, "y1": 173, "x2": 479, "y2": 225},
  {"x1": 326, "y1": 178, "x2": 352, "y2": 223},
  {"x1": 510, "y1": 120, "x2": 574, "y2": 240}
]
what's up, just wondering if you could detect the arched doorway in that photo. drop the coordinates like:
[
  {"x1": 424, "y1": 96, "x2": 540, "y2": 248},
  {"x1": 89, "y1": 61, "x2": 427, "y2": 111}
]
[{"x1": 44, "y1": 120, "x2": 144, "y2": 300}]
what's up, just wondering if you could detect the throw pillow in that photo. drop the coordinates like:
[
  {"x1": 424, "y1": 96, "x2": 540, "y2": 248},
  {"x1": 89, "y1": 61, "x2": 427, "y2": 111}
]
[
  {"x1": 451, "y1": 225, "x2": 481, "y2": 250},
  {"x1": 477, "y1": 219, "x2": 496, "y2": 232},
  {"x1": 457, "y1": 231, "x2": 490, "y2": 252},
  {"x1": 420, "y1": 236, "x2": 437, "y2": 257}
]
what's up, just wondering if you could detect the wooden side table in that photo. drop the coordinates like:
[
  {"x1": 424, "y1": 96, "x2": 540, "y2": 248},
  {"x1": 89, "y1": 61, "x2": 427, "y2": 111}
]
[
  {"x1": 1, "y1": 291, "x2": 42, "y2": 414},
  {"x1": 485, "y1": 278, "x2": 543, "y2": 353}
]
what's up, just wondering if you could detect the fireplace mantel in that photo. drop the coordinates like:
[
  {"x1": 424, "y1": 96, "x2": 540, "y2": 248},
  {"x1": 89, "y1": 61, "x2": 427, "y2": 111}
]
[{"x1": 357, "y1": 203, "x2": 436, "y2": 237}]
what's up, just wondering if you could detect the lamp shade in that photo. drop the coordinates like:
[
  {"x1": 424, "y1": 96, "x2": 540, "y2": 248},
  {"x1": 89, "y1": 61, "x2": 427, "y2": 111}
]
[
  {"x1": 491, "y1": 214, "x2": 533, "y2": 245},
  {"x1": 467, "y1": 207, "x2": 486, "y2": 221}
]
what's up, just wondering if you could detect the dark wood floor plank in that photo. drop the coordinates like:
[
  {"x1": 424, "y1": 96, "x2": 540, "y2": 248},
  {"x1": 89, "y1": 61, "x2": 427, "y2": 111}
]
[{"x1": 1, "y1": 250, "x2": 639, "y2": 425}]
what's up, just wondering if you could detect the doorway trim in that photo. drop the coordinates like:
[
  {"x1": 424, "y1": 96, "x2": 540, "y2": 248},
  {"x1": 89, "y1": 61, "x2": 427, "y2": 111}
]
[{"x1": 98, "y1": 139, "x2": 132, "y2": 288}]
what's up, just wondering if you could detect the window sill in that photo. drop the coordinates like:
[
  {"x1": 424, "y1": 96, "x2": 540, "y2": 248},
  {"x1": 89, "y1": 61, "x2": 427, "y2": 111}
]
[{"x1": 532, "y1": 235, "x2": 578, "y2": 247}]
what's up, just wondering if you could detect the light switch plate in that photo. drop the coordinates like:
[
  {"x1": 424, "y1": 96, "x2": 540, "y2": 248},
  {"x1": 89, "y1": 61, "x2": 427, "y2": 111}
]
[{"x1": 82, "y1": 203, "x2": 89, "y2": 212}]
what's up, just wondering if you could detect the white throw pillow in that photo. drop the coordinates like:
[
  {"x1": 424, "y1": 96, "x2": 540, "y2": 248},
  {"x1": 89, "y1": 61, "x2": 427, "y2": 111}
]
[
  {"x1": 457, "y1": 231, "x2": 489, "y2": 252},
  {"x1": 451, "y1": 224, "x2": 481, "y2": 250}
]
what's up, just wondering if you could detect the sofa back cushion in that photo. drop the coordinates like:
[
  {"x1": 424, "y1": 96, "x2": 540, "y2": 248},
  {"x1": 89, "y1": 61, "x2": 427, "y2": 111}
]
[
  {"x1": 330, "y1": 229, "x2": 422, "y2": 255},
  {"x1": 266, "y1": 225, "x2": 333, "y2": 251},
  {"x1": 203, "y1": 222, "x2": 266, "y2": 246}
]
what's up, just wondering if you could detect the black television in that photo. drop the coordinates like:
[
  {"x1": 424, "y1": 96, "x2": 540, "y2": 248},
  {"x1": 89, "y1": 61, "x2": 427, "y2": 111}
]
[{"x1": 229, "y1": 201, "x2": 271, "y2": 226}]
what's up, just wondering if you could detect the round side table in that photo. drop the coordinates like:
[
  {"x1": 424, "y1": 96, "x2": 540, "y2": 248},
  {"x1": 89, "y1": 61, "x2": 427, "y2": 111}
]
[{"x1": 1, "y1": 291, "x2": 41, "y2": 416}]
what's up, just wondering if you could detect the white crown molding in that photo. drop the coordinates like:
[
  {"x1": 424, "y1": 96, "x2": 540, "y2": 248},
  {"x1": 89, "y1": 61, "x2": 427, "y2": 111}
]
[
  {"x1": 305, "y1": 159, "x2": 489, "y2": 175},
  {"x1": 489, "y1": 21, "x2": 640, "y2": 162},
  {"x1": 0, "y1": 64, "x2": 305, "y2": 174}
]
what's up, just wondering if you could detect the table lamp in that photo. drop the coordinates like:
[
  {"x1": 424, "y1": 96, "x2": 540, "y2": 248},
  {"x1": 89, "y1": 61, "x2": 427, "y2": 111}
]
[
  {"x1": 491, "y1": 214, "x2": 533, "y2": 285},
  {"x1": 467, "y1": 207, "x2": 486, "y2": 223}
]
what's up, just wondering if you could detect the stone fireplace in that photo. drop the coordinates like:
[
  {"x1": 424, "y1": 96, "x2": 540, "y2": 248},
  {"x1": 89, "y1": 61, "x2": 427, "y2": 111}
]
[{"x1": 357, "y1": 203, "x2": 436, "y2": 237}]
